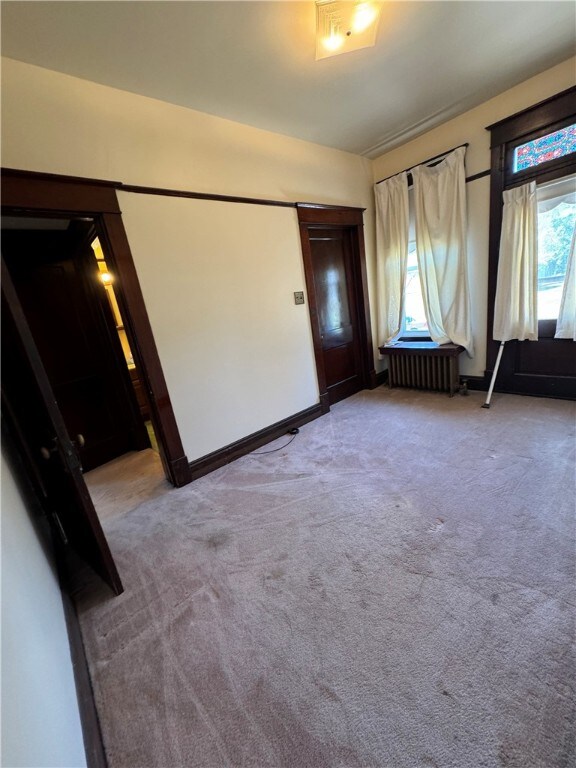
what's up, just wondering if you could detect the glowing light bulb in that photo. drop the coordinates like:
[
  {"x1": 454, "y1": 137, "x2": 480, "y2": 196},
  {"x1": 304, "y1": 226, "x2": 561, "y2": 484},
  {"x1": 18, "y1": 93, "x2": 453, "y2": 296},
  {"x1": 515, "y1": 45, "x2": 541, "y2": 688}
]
[
  {"x1": 351, "y1": 3, "x2": 378, "y2": 34},
  {"x1": 100, "y1": 271, "x2": 113, "y2": 285},
  {"x1": 323, "y1": 32, "x2": 345, "y2": 51}
]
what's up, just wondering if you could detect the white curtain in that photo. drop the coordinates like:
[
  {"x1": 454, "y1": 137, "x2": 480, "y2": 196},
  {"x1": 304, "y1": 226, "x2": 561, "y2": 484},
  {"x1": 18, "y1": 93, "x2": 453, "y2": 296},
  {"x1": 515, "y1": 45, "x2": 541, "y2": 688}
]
[
  {"x1": 555, "y1": 228, "x2": 576, "y2": 340},
  {"x1": 375, "y1": 172, "x2": 409, "y2": 345},
  {"x1": 412, "y1": 146, "x2": 474, "y2": 355},
  {"x1": 493, "y1": 182, "x2": 538, "y2": 342}
]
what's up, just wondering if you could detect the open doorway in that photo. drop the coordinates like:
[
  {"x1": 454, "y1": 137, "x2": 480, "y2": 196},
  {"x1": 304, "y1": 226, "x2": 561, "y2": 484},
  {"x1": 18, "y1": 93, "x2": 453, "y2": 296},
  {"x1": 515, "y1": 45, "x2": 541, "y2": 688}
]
[
  {"x1": 2, "y1": 216, "x2": 154, "y2": 470},
  {"x1": 1, "y1": 168, "x2": 191, "y2": 592},
  {"x1": 90, "y1": 235, "x2": 159, "y2": 454},
  {"x1": 1, "y1": 214, "x2": 164, "y2": 525}
]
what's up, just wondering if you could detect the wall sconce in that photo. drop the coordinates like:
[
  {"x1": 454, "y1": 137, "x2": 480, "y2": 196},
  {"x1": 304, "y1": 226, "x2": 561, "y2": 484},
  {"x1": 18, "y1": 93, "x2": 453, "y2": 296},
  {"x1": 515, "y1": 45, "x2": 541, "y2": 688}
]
[{"x1": 315, "y1": 1, "x2": 382, "y2": 60}]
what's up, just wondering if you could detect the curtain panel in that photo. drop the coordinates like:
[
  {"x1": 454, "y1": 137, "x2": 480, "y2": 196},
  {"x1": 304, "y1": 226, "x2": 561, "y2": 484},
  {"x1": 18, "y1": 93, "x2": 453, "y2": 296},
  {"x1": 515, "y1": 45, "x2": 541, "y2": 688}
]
[
  {"x1": 375, "y1": 172, "x2": 409, "y2": 345},
  {"x1": 493, "y1": 181, "x2": 538, "y2": 342},
  {"x1": 555, "y1": 228, "x2": 576, "y2": 340},
  {"x1": 412, "y1": 146, "x2": 474, "y2": 356}
]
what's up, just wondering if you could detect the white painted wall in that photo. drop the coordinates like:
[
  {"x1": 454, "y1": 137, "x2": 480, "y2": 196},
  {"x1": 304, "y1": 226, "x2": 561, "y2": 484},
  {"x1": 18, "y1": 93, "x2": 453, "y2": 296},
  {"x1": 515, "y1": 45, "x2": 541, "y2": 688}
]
[
  {"x1": 372, "y1": 57, "x2": 576, "y2": 378},
  {"x1": 1, "y1": 452, "x2": 87, "y2": 768},
  {"x1": 118, "y1": 194, "x2": 318, "y2": 460},
  {"x1": 1, "y1": 57, "x2": 376, "y2": 459}
]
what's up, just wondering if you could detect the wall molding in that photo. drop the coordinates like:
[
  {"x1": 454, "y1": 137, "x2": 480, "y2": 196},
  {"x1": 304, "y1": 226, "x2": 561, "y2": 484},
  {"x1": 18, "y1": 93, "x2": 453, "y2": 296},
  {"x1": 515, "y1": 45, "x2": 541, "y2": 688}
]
[{"x1": 189, "y1": 403, "x2": 324, "y2": 480}]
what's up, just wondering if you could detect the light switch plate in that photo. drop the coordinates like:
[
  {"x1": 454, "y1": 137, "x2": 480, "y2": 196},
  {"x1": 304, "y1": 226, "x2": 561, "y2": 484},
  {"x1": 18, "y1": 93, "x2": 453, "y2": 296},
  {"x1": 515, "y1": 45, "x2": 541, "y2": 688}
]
[{"x1": 294, "y1": 291, "x2": 305, "y2": 305}]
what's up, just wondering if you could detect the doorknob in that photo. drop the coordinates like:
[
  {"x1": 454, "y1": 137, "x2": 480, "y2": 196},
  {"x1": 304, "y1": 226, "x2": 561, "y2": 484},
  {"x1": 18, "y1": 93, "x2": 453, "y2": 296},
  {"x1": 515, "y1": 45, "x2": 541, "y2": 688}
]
[
  {"x1": 41, "y1": 434, "x2": 85, "y2": 460},
  {"x1": 40, "y1": 438, "x2": 58, "y2": 460}
]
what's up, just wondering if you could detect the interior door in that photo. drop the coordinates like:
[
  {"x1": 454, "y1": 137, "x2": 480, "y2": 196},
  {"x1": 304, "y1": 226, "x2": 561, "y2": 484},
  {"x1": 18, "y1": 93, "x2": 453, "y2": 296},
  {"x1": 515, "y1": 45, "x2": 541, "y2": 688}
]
[
  {"x1": 2, "y1": 259, "x2": 123, "y2": 595},
  {"x1": 309, "y1": 228, "x2": 364, "y2": 404},
  {"x1": 2, "y1": 221, "x2": 150, "y2": 471}
]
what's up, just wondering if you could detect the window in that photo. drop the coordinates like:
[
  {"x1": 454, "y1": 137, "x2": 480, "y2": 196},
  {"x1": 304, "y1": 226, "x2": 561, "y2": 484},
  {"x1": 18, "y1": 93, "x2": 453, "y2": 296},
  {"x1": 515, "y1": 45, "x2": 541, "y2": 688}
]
[
  {"x1": 402, "y1": 188, "x2": 429, "y2": 336},
  {"x1": 537, "y1": 175, "x2": 576, "y2": 320},
  {"x1": 486, "y1": 85, "x2": 576, "y2": 398},
  {"x1": 514, "y1": 124, "x2": 576, "y2": 172}
]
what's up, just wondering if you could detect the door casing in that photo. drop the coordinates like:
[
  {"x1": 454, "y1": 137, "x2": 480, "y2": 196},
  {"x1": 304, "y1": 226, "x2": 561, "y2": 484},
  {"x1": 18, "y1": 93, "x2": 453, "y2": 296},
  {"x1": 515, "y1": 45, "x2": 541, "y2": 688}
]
[
  {"x1": 1, "y1": 168, "x2": 192, "y2": 486},
  {"x1": 485, "y1": 87, "x2": 576, "y2": 398},
  {"x1": 297, "y1": 204, "x2": 375, "y2": 411}
]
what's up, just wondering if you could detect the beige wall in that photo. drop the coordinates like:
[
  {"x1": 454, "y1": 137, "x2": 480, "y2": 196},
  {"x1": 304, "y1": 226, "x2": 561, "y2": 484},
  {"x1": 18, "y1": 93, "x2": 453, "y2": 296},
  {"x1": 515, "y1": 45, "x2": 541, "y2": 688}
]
[
  {"x1": 118, "y1": 193, "x2": 318, "y2": 459},
  {"x1": 1, "y1": 57, "x2": 375, "y2": 460},
  {"x1": 372, "y1": 57, "x2": 576, "y2": 377},
  {"x1": 1, "y1": 56, "x2": 574, "y2": 446}
]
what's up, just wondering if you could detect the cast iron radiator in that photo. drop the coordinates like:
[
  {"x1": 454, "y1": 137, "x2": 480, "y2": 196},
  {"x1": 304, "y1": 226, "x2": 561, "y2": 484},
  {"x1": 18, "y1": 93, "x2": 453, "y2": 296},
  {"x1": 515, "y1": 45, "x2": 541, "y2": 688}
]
[{"x1": 378, "y1": 342, "x2": 465, "y2": 397}]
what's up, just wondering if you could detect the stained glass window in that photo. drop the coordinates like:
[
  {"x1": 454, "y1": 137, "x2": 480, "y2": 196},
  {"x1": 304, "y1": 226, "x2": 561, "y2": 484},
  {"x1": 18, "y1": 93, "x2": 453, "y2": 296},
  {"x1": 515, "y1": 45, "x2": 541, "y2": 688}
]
[{"x1": 514, "y1": 124, "x2": 576, "y2": 172}]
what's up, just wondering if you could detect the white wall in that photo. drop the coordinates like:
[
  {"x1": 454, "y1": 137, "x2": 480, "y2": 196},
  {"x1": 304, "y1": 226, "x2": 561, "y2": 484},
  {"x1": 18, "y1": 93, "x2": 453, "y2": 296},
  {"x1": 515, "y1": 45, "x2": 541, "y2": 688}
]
[
  {"x1": 1, "y1": 452, "x2": 87, "y2": 768},
  {"x1": 1, "y1": 57, "x2": 376, "y2": 459},
  {"x1": 2, "y1": 56, "x2": 574, "y2": 436},
  {"x1": 118, "y1": 194, "x2": 318, "y2": 459},
  {"x1": 372, "y1": 57, "x2": 576, "y2": 378}
]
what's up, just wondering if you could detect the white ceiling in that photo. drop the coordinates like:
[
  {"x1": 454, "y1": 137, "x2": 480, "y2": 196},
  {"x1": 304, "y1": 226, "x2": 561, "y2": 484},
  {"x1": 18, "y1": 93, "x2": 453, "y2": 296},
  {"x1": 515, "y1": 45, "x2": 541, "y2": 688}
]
[{"x1": 1, "y1": 1, "x2": 574, "y2": 157}]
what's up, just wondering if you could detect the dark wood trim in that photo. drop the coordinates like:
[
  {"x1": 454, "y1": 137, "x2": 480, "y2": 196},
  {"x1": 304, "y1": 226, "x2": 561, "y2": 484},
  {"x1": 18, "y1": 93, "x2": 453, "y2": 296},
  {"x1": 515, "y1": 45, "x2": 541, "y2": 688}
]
[
  {"x1": 1, "y1": 170, "x2": 121, "y2": 214},
  {"x1": 188, "y1": 403, "x2": 323, "y2": 480},
  {"x1": 466, "y1": 169, "x2": 491, "y2": 184},
  {"x1": 296, "y1": 204, "x2": 366, "y2": 225},
  {"x1": 485, "y1": 90, "x2": 576, "y2": 397},
  {"x1": 460, "y1": 374, "x2": 488, "y2": 392},
  {"x1": 297, "y1": 206, "x2": 375, "y2": 408},
  {"x1": 99, "y1": 213, "x2": 191, "y2": 487},
  {"x1": 487, "y1": 86, "x2": 576, "y2": 146},
  {"x1": 61, "y1": 587, "x2": 108, "y2": 768},
  {"x1": 371, "y1": 369, "x2": 389, "y2": 388},
  {"x1": 1, "y1": 169, "x2": 191, "y2": 487},
  {"x1": 1, "y1": 166, "x2": 122, "y2": 189},
  {"x1": 121, "y1": 183, "x2": 296, "y2": 209}
]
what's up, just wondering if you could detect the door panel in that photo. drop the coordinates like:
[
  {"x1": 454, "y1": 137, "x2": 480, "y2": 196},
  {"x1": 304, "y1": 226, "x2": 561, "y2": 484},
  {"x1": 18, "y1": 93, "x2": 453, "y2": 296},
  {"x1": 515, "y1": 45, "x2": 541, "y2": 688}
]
[
  {"x1": 2, "y1": 259, "x2": 123, "y2": 594},
  {"x1": 310, "y1": 228, "x2": 363, "y2": 404},
  {"x1": 2, "y1": 225, "x2": 149, "y2": 470}
]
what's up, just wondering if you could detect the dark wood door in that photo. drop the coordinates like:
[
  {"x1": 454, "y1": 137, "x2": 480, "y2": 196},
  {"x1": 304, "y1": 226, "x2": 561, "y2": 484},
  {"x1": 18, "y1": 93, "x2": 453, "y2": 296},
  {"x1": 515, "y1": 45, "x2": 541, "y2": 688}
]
[
  {"x1": 2, "y1": 223, "x2": 149, "y2": 471},
  {"x1": 2, "y1": 260, "x2": 123, "y2": 594},
  {"x1": 309, "y1": 228, "x2": 364, "y2": 404}
]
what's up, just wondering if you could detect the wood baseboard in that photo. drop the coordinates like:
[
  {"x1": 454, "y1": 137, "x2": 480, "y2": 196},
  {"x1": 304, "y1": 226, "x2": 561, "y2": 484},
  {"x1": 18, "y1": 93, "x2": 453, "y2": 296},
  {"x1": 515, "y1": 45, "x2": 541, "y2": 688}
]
[
  {"x1": 460, "y1": 375, "x2": 488, "y2": 392},
  {"x1": 189, "y1": 403, "x2": 324, "y2": 480},
  {"x1": 168, "y1": 455, "x2": 192, "y2": 487},
  {"x1": 372, "y1": 369, "x2": 389, "y2": 387}
]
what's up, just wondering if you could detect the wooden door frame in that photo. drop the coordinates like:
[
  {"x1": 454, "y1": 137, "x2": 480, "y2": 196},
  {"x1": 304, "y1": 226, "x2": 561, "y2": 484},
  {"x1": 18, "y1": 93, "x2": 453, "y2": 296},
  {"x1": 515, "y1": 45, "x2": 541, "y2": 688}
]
[
  {"x1": 2, "y1": 168, "x2": 191, "y2": 486},
  {"x1": 484, "y1": 87, "x2": 576, "y2": 398},
  {"x1": 297, "y1": 204, "x2": 375, "y2": 412}
]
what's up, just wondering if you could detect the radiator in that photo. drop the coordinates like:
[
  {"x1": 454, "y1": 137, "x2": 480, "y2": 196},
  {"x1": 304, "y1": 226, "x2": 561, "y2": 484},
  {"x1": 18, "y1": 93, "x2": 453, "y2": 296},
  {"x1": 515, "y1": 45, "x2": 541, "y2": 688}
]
[{"x1": 380, "y1": 343, "x2": 465, "y2": 397}]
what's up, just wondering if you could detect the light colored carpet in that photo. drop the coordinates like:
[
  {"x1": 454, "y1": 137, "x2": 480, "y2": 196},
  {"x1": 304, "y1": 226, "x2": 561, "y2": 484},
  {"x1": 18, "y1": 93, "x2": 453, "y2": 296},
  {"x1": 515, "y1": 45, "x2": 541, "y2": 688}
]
[{"x1": 77, "y1": 388, "x2": 576, "y2": 768}]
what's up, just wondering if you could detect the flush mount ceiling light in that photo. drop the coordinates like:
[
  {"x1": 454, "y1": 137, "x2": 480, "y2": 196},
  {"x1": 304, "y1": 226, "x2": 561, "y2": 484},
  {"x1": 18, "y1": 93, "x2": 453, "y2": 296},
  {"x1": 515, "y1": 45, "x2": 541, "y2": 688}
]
[{"x1": 315, "y1": 1, "x2": 382, "y2": 60}]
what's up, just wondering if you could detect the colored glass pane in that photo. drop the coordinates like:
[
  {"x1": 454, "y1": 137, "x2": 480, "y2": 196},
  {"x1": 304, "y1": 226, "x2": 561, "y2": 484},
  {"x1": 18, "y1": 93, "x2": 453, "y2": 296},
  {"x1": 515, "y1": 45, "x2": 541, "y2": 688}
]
[{"x1": 514, "y1": 124, "x2": 576, "y2": 172}]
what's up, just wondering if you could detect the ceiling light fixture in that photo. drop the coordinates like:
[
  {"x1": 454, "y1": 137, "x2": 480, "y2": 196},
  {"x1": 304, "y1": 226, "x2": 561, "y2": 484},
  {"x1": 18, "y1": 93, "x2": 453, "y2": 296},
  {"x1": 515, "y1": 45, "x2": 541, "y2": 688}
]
[{"x1": 315, "y1": 1, "x2": 382, "y2": 60}]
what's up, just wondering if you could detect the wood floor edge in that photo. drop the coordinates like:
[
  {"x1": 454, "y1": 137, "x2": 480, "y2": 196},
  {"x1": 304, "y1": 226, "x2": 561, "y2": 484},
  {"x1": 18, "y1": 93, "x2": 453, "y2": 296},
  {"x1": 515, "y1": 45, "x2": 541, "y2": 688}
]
[{"x1": 188, "y1": 403, "x2": 324, "y2": 480}]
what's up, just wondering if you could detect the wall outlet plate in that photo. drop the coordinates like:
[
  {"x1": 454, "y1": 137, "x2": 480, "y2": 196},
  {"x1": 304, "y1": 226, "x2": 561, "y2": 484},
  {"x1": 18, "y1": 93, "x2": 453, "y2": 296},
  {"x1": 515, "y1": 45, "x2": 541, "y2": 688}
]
[{"x1": 294, "y1": 291, "x2": 305, "y2": 305}]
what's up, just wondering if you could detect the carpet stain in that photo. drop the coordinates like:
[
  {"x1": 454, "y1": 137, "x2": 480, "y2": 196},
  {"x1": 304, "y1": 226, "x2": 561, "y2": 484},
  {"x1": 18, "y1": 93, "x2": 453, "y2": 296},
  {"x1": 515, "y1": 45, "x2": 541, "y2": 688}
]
[
  {"x1": 314, "y1": 681, "x2": 341, "y2": 703},
  {"x1": 205, "y1": 531, "x2": 230, "y2": 550},
  {"x1": 428, "y1": 517, "x2": 445, "y2": 533}
]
